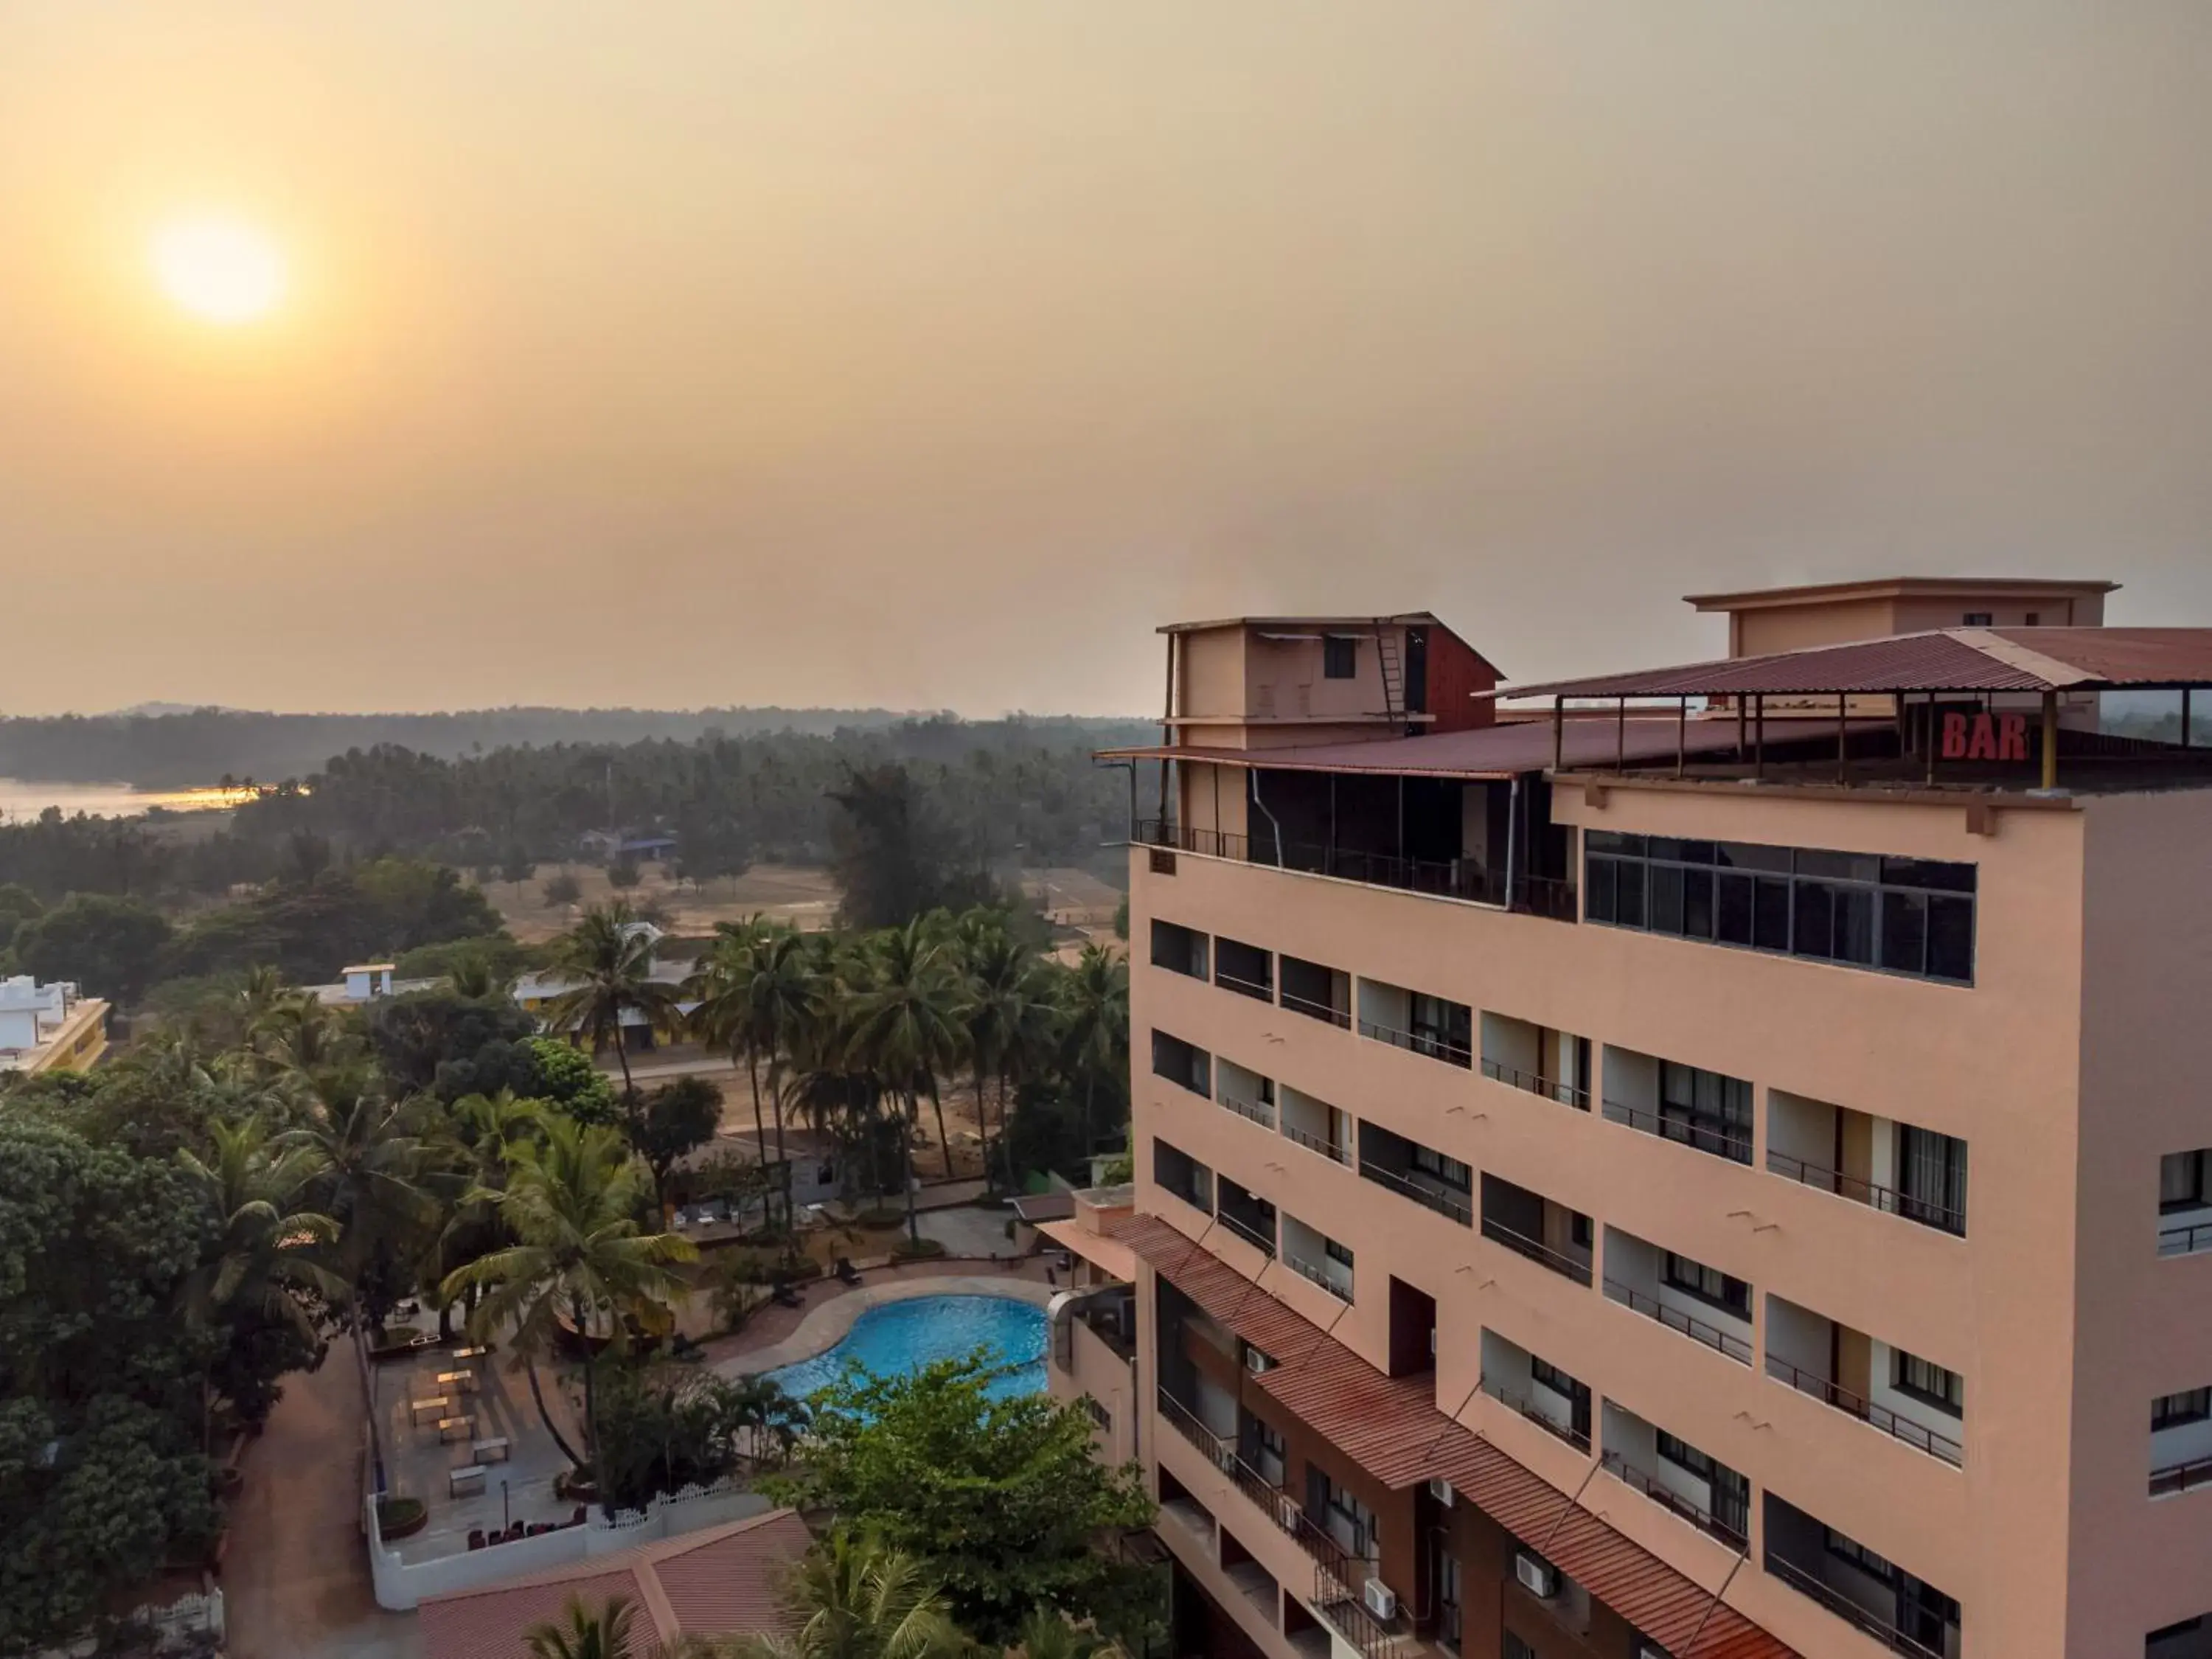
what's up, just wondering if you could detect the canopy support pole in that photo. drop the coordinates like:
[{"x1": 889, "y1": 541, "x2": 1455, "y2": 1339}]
[
  {"x1": 1615, "y1": 698, "x2": 1627, "y2": 771},
  {"x1": 1677, "y1": 697, "x2": 1688, "y2": 777},
  {"x1": 1753, "y1": 695, "x2": 1765, "y2": 780},
  {"x1": 2042, "y1": 691, "x2": 2060, "y2": 790}
]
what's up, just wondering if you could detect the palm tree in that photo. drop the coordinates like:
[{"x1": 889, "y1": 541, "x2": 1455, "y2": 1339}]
[
  {"x1": 174, "y1": 1116, "x2": 342, "y2": 1452},
  {"x1": 846, "y1": 920, "x2": 965, "y2": 1240},
  {"x1": 282, "y1": 1061, "x2": 438, "y2": 1492},
  {"x1": 1006, "y1": 1610, "x2": 1124, "y2": 1659},
  {"x1": 690, "y1": 917, "x2": 822, "y2": 1225},
  {"x1": 440, "y1": 1116, "x2": 698, "y2": 1474},
  {"x1": 1055, "y1": 946, "x2": 1128, "y2": 1159},
  {"x1": 959, "y1": 928, "x2": 1062, "y2": 1193},
  {"x1": 542, "y1": 902, "x2": 681, "y2": 1103},
  {"x1": 701, "y1": 1534, "x2": 962, "y2": 1659},
  {"x1": 524, "y1": 1594, "x2": 639, "y2": 1659}
]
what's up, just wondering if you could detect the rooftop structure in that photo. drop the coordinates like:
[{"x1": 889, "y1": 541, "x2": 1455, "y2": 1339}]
[
  {"x1": 1093, "y1": 580, "x2": 2212, "y2": 1659},
  {"x1": 0, "y1": 975, "x2": 108, "y2": 1074}
]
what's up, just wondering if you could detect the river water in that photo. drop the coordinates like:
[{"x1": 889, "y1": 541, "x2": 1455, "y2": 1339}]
[{"x1": 0, "y1": 779, "x2": 246, "y2": 821}]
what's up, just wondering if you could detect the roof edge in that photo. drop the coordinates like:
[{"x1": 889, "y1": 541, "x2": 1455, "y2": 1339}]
[{"x1": 1683, "y1": 576, "x2": 2121, "y2": 612}]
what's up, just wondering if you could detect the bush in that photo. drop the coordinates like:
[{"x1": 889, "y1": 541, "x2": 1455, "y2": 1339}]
[
  {"x1": 891, "y1": 1237, "x2": 947, "y2": 1261},
  {"x1": 376, "y1": 1495, "x2": 427, "y2": 1537}
]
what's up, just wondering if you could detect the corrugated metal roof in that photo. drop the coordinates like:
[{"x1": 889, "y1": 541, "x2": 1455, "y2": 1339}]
[
  {"x1": 1113, "y1": 1214, "x2": 1799, "y2": 1659},
  {"x1": 1497, "y1": 627, "x2": 2212, "y2": 701},
  {"x1": 651, "y1": 1510, "x2": 810, "y2": 1637}
]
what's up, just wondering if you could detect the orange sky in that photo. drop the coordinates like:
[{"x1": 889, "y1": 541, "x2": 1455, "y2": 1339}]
[{"x1": 4, "y1": 4, "x2": 2211, "y2": 717}]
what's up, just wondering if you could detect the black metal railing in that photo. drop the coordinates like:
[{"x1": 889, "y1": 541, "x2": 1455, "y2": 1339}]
[
  {"x1": 1359, "y1": 1158, "x2": 1474, "y2": 1226},
  {"x1": 1217, "y1": 1091, "x2": 1276, "y2": 1130},
  {"x1": 1214, "y1": 970, "x2": 1275, "y2": 1004},
  {"x1": 1280, "y1": 990, "x2": 1353, "y2": 1029},
  {"x1": 1285, "y1": 1252, "x2": 1354, "y2": 1303},
  {"x1": 1763, "y1": 1355, "x2": 1964, "y2": 1467},
  {"x1": 1766, "y1": 1554, "x2": 1948, "y2": 1659},
  {"x1": 2150, "y1": 1454, "x2": 2212, "y2": 1498},
  {"x1": 1602, "y1": 1098, "x2": 1754, "y2": 1166},
  {"x1": 1764, "y1": 1149, "x2": 1966, "y2": 1236},
  {"x1": 1281, "y1": 1121, "x2": 1352, "y2": 1166},
  {"x1": 1602, "y1": 1279, "x2": 1753, "y2": 1366},
  {"x1": 1600, "y1": 1452, "x2": 1746, "y2": 1549},
  {"x1": 1312, "y1": 1562, "x2": 1397, "y2": 1659},
  {"x1": 1479, "y1": 1057, "x2": 1591, "y2": 1111},
  {"x1": 1216, "y1": 1207, "x2": 1278, "y2": 1258},
  {"x1": 1481, "y1": 1216, "x2": 1594, "y2": 1286},
  {"x1": 1357, "y1": 1015, "x2": 1474, "y2": 1070},
  {"x1": 1133, "y1": 819, "x2": 1576, "y2": 921},
  {"x1": 2158, "y1": 1218, "x2": 2212, "y2": 1258},
  {"x1": 1481, "y1": 1377, "x2": 1592, "y2": 1453}
]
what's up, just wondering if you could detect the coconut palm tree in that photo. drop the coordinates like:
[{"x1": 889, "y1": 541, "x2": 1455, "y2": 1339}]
[
  {"x1": 700, "y1": 1534, "x2": 962, "y2": 1659},
  {"x1": 1006, "y1": 1610, "x2": 1124, "y2": 1659},
  {"x1": 524, "y1": 1593, "x2": 640, "y2": 1659},
  {"x1": 959, "y1": 928, "x2": 1062, "y2": 1193},
  {"x1": 174, "y1": 1116, "x2": 342, "y2": 1453},
  {"x1": 441, "y1": 1116, "x2": 698, "y2": 1474},
  {"x1": 690, "y1": 917, "x2": 823, "y2": 1225},
  {"x1": 845, "y1": 920, "x2": 966, "y2": 1239},
  {"x1": 542, "y1": 902, "x2": 681, "y2": 1102},
  {"x1": 1054, "y1": 946, "x2": 1128, "y2": 1158}
]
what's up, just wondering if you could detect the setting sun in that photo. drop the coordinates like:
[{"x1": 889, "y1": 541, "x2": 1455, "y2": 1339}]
[{"x1": 150, "y1": 218, "x2": 287, "y2": 324}]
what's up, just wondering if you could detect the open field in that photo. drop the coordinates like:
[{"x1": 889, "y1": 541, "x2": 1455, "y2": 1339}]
[{"x1": 476, "y1": 860, "x2": 844, "y2": 942}]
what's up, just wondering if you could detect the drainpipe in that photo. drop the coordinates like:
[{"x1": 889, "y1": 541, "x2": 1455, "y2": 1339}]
[
  {"x1": 1250, "y1": 770, "x2": 1286, "y2": 868},
  {"x1": 1503, "y1": 776, "x2": 1520, "y2": 908}
]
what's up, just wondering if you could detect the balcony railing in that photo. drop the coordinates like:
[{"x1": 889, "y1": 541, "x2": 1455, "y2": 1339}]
[
  {"x1": 1480, "y1": 1215, "x2": 1593, "y2": 1286},
  {"x1": 1357, "y1": 1015, "x2": 1473, "y2": 1069},
  {"x1": 1599, "y1": 1452, "x2": 1746, "y2": 1550},
  {"x1": 2158, "y1": 1218, "x2": 2212, "y2": 1259},
  {"x1": 1479, "y1": 1057, "x2": 1591, "y2": 1111},
  {"x1": 1765, "y1": 1148, "x2": 1966, "y2": 1237},
  {"x1": 1480, "y1": 1377, "x2": 1591, "y2": 1453},
  {"x1": 1216, "y1": 1207, "x2": 1278, "y2": 1258},
  {"x1": 1359, "y1": 1158, "x2": 1474, "y2": 1227},
  {"x1": 1284, "y1": 1252, "x2": 1354, "y2": 1303},
  {"x1": 1601, "y1": 1098, "x2": 1754, "y2": 1166},
  {"x1": 2150, "y1": 1454, "x2": 2212, "y2": 1498},
  {"x1": 1312, "y1": 1564, "x2": 1397, "y2": 1659},
  {"x1": 1133, "y1": 818, "x2": 1577, "y2": 921},
  {"x1": 1763, "y1": 1354, "x2": 1964, "y2": 1467},
  {"x1": 1766, "y1": 1554, "x2": 1948, "y2": 1659},
  {"x1": 1218, "y1": 1092, "x2": 1276, "y2": 1130},
  {"x1": 1280, "y1": 990, "x2": 1352, "y2": 1029},
  {"x1": 1281, "y1": 1121, "x2": 1351, "y2": 1166},
  {"x1": 1602, "y1": 1279, "x2": 1753, "y2": 1366},
  {"x1": 1215, "y1": 970, "x2": 1274, "y2": 1003}
]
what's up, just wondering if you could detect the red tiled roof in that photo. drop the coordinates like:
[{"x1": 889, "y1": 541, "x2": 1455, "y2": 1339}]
[
  {"x1": 418, "y1": 1509, "x2": 809, "y2": 1659},
  {"x1": 1495, "y1": 626, "x2": 2212, "y2": 701},
  {"x1": 1111, "y1": 1214, "x2": 1798, "y2": 1659}
]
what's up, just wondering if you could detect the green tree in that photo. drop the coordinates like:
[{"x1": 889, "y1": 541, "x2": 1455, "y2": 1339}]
[
  {"x1": 0, "y1": 883, "x2": 43, "y2": 956},
  {"x1": 540, "y1": 903, "x2": 679, "y2": 1102},
  {"x1": 523, "y1": 1593, "x2": 640, "y2": 1659},
  {"x1": 846, "y1": 921, "x2": 965, "y2": 1239},
  {"x1": 708, "y1": 1532, "x2": 962, "y2": 1659},
  {"x1": 607, "y1": 856, "x2": 642, "y2": 892},
  {"x1": 440, "y1": 1118, "x2": 697, "y2": 1475},
  {"x1": 631, "y1": 1076, "x2": 723, "y2": 1208},
  {"x1": 1008, "y1": 1608, "x2": 1125, "y2": 1659},
  {"x1": 519, "y1": 1035, "x2": 622, "y2": 1125},
  {"x1": 543, "y1": 872, "x2": 583, "y2": 909},
  {"x1": 500, "y1": 846, "x2": 538, "y2": 892},
  {"x1": 688, "y1": 921, "x2": 819, "y2": 1225},
  {"x1": 1054, "y1": 947, "x2": 1127, "y2": 1158},
  {"x1": 10, "y1": 892, "x2": 173, "y2": 1005},
  {"x1": 769, "y1": 1355, "x2": 1152, "y2": 1645},
  {"x1": 956, "y1": 920, "x2": 1062, "y2": 1194}
]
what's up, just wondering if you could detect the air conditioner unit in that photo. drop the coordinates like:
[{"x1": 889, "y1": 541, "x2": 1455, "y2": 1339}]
[
  {"x1": 1244, "y1": 1346, "x2": 1273, "y2": 1374},
  {"x1": 1360, "y1": 1579, "x2": 1397, "y2": 1621},
  {"x1": 1427, "y1": 1478, "x2": 1456, "y2": 1507},
  {"x1": 1636, "y1": 1644, "x2": 1674, "y2": 1659},
  {"x1": 1514, "y1": 1551, "x2": 1559, "y2": 1599}
]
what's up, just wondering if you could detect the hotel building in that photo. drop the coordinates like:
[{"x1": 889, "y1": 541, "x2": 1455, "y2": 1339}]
[{"x1": 1048, "y1": 582, "x2": 2212, "y2": 1659}]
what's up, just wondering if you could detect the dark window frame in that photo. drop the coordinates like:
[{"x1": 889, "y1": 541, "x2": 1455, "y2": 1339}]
[
  {"x1": 2154, "y1": 1387, "x2": 2212, "y2": 1430},
  {"x1": 1322, "y1": 635, "x2": 1358, "y2": 679},
  {"x1": 2161, "y1": 1150, "x2": 2211, "y2": 1214},
  {"x1": 1662, "y1": 1251, "x2": 1751, "y2": 1319},
  {"x1": 1892, "y1": 1352, "x2": 1966, "y2": 1418}
]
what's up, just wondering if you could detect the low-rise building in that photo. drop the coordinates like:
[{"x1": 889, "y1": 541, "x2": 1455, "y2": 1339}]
[{"x1": 0, "y1": 975, "x2": 108, "y2": 1074}]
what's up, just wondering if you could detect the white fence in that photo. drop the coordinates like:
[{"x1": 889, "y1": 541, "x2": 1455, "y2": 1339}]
[{"x1": 366, "y1": 1478, "x2": 772, "y2": 1609}]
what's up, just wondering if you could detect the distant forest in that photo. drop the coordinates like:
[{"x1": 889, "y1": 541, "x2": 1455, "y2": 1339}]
[{"x1": 0, "y1": 704, "x2": 1141, "y2": 789}]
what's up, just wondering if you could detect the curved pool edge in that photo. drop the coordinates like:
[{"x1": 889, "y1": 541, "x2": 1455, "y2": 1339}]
[{"x1": 714, "y1": 1274, "x2": 1057, "y2": 1380}]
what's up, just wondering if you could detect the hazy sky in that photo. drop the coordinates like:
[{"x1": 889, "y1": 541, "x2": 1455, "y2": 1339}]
[{"x1": 4, "y1": 4, "x2": 2211, "y2": 717}]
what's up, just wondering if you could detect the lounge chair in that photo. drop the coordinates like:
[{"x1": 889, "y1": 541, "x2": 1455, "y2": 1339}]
[
  {"x1": 771, "y1": 1279, "x2": 804, "y2": 1309},
  {"x1": 834, "y1": 1256, "x2": 863, "y2": 1285}
]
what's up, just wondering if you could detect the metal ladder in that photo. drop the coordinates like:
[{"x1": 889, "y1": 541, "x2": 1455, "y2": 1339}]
[{"x1": 1373, "y1": 622, "x2": 1404, "y2": 723}]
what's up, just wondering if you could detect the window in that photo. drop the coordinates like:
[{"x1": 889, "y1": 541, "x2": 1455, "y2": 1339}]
[
  {"x1": 1150, "y1": 919, "x2": 1208, "y2": 980},
  {"x1": 1504, "y1": 1636, "x2": 1537, "y2": 1659},
  {"x1": 1325, "y1": 1237, "x2": 1356, "y2": 1269},
  {"x1": 1656, "y1": 1430, "x2": 1715, "y2": 1480},
  {"x1": 1152, "y1": 1139, "x2": 1213, "y2": 1214},
  {"x1": 1898, "y1": 1125, "x2": 1969, "y2": 1232},
  {"x1": 1245, "y1": 1416, "x2": 1288, "y2": 1483},
  {"x1": 1569, "y1": 1211, "x2": 1593, "y2": 1250},
  {"x1": 2154, "y1": 1388, "x2": 2212, "y2": 1431},
  {"x1": 1085, "y1": 1398, "x2": 1112, "y2": 1432},
  {"x1": 2023, "y1": 611, "x2": 2042, "y2": 626},
  {"x1": 1409, "y1": 992, "x2": 1474, "y2": 1066},
  {"x1": 2162, "y1": 1150, "x2": 2210, "y2": 1212},
  {"x1": 1308, "y1": 1469, "x2": 1378, "y2": 1558},
  {"x1": 1585, "y1": 833, "x2": 1977, "y2": 985},
  {"x1": 1323, "y1": 635, "x2": 1357, "y2": 678},
  {"x1": 1663, "y1": 1253, "x2": 1750, "y2": 1318},
  {"x1": 1961, "y1": 611, "x2": 1993, "y2": 626},
  {"x1": 1411, "y1": 1143, "x2": 1473, "y2": 1192},
  {"x1": 1658, "y1": 1061, "x2": 1753, "y2": 1163},
  {"x1": 1150, "y1": 1032, "x2": 1211, "y2": 1096},
  {"x1": 1530, "y1": 1357, "x2": 1581, "y2": 1399},
  {"x1": 1893, "y1": 1352, "x2": 1965, "y2": 1416},
  {"x1": 1823, "y1": 1528, "x2": 1899, "y2": 1586}
]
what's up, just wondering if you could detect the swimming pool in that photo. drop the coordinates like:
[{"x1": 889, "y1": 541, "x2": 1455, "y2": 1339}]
[{"x1": 762, "y1": 1294, "x2": 1048, "y2": 1401}]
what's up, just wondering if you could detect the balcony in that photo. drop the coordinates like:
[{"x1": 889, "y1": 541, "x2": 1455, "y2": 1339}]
[
  {"x1": 1357, "y1": 1122, "x2": 1472, "y2": 1227},
  {"x1": 1357, "y1": 978, "x2": 1472, "y2": 1069},
  {"x1": 2149, "y1": 1385, "x2": 2212, "y2": 1497},
  {"x1": 1764, "y1": 1493, "x2": 1961, "y2": 1659},
  {"x1": 1764, "y1": 1295, "x2": 1964, "y2": 1467},
  {"x1": 1134, "y1": 818, "x2": 1576, "y2": 921},
  {"x1": 1217, "y1": 1178, "x2": 1279, "y2": 1258},
  {"x1": 1279, "y1": 1084, "x2": 1352, "y2": 1167},
  {"x1": 1279, "y1": 953, "x2": 1352, "y2": 1029},
  {"x1": 1478, "y1": 1330, "x2": 1590, "y2": 1453},
  {"x1": 1215, "y1": 934, "x2": 1275, "y2": 1004},
  {"x1": 1601, "y1": 1046, "x2": 1754, "y2": 1166},
  {"x1": 1478, "y1": 1173, "x2": 1593, "y2": 1287},
  {"x1": 1152, "y1": 1031, "x2": 1212, "y2": 1100},
  {"x1": 1282, "y1": 1214, "x2": 1354, "y2": 1303},
  {"x1": 1599, "y1": 1402, "x2": 1749, "y2": 1551},
  {"x1": 1152, "y1": 1138, "x2": 1215, "y2": 1217},
  {"x1": 1601, "y1": 1229, "x2": 1753, "y2": 1366},
  {"x1": 1767, "y1": 1089, "x2": 1967, "y2": 1237},
  {"x1": 1214, "y1": 1056, "x2": 1277, "y2": 1131},
  {"x1": 1478, "y1": 1012, "x2": 1593, "y2": 1111},
  {"x1": 1150, "y1": 918, "x2": 1211, "y2": 982},
  {"x1": 2160, "y1": 1150, "x2": 2212, "y2": 1257}
]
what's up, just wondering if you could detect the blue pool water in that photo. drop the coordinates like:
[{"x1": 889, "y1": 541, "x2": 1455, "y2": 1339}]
[{"x1": 764, "y1": 1294, "x2": 1048, "y2": 1401}]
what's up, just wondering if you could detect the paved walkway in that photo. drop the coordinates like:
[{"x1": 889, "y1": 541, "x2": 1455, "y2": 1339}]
[
  {"x1": 714, "y1": 1269, "x2": 1058, "y2": 1377},
  {"x1": 226, "y1": 1354, "x2": 421, "y2": 1659}
]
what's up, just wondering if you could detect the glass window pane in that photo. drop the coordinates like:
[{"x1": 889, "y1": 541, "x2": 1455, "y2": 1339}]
[
  {"x1": 1927, "y1": 896, "x2": 1975, "y2": 982},
  {"x1": 1881, "y1": 857, "x2": 1978, "y2": 894},
  {"x1": 1881, "y1": 889, "x2": 1928, "y2": 975},
  {"x1": 1648, "y1": 838, "x2": 1715, "y2": 864},
  {"x1": 1587, "y1": 856, "x2": 1618, "y2": 923},
  {"x1": 1754, "y1": 877, "x2": 1792, "y2": 950},
  {"x1": 1683, "y1": 868, "x2": 1715, "y2": 939},
  {"x1": 1716, "y1": 872, "x2": 1753, "y2": 945},
  {"x1": 1795, "y1": 848, "x2": 1879, "y2": 883},
  {"x1": 1615, "y1": 860, "x2": 1646, "y2": 928},
  {"x1": 1586, "y1": 830, "x2": 1644, "y2": 855},
  {"x1": 1794, "y1": 881, "x2": 1835, "y2": 959},
  {"x1": 1717, "y1": 841, "x2": 1791, "y2": 873},
  {"x1": 2162, "y1": 1151, "x2": 2205, "y2": 1209},
  {"x1": 1650, "y1": 863, "x2": 1685, "y2": 935},
  {"x1": 1834, "y1": 886, "x2": 1877, "y2": 965}
]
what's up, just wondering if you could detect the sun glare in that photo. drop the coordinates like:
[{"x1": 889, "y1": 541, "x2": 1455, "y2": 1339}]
[{"x1": 151, "y1": 218, "x2": 287, "y2": 325}]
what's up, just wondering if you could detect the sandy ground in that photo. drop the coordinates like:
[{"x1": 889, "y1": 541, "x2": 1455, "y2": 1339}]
[{"x1": 478, "y1": 861, "x2": 844, "y2": 944}]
